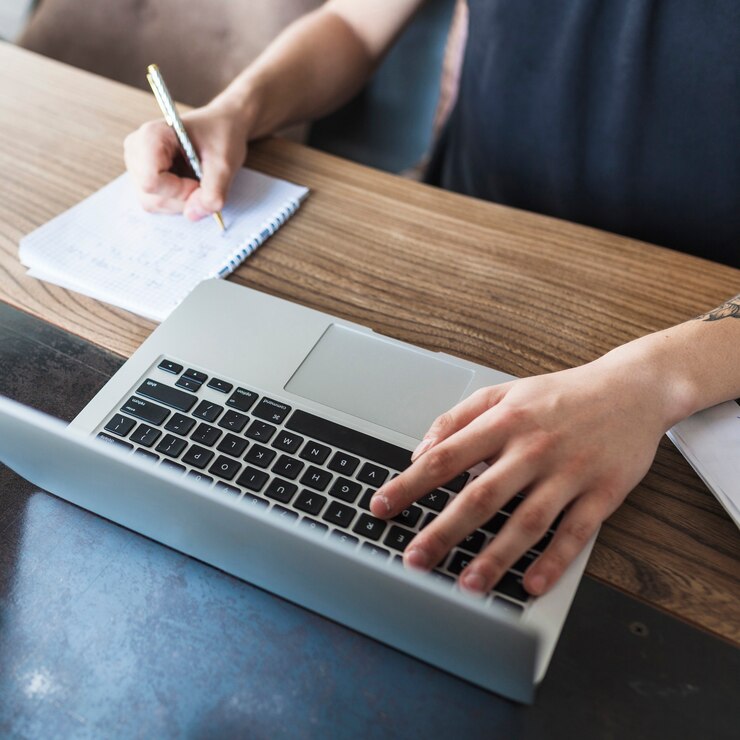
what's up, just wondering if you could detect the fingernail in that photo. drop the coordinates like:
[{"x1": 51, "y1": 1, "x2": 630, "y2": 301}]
[
  {"x1": 411, "y1": 436, "x2": 435, "y2": 462},
  {"x1": 528, "y1": 574, "x2": 547, "y2": 594},
  {"x1": 404, "y1": 547, "x2": 430, "y2": 570},
  {"x1": 370, "y1": 492, "x2": 391, "y2": 516},
  {"x1": 461, "y1": 571, "x2": 486, "y2": 593}
]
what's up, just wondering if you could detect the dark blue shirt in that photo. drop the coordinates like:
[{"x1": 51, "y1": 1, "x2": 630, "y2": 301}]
[{"x1": 427, "y1": 1, "x2": 740, "y2": 267}]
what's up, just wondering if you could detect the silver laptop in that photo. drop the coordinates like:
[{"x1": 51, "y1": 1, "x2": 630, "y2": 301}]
[{"x1": 0, "y1": 278, "x2": 596, "y2": 703}]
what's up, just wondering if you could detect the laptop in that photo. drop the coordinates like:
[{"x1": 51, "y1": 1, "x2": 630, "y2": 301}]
[
  {"x1": 668, "y1": 400, "x2": 740, "y2": 529},
  {"x1": 0, "y1": 278, "x2": 596, "y2": 703}
]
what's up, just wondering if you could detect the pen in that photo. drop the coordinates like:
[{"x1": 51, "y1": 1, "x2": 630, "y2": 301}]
[{"x1": 146, "y1": 63, "x2": 226, "y2": 231}]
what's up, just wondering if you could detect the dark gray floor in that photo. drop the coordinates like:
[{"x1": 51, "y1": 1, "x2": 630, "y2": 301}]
[{"x1": 0, "y1": 301, "x2": 738, "y2": 739}]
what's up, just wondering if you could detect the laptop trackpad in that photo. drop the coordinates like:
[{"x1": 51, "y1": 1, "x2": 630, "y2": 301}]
[{"x1": 285, "y1": 324, "x2": 474, "y2": 439}]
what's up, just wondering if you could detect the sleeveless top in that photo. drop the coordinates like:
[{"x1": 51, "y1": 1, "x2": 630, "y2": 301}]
[{"x1": 426, "y1": 0, "x2": 740, "y2": 267}]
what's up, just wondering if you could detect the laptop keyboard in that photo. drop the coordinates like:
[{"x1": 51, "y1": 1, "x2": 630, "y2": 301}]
[{"x1": 95, "y1": 357, "x2": 554, "y2": 615}]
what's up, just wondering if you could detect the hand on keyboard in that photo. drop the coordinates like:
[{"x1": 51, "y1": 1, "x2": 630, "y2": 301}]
[{"x1": 370, "y1": 349, "x2": 673, "y2": 597}]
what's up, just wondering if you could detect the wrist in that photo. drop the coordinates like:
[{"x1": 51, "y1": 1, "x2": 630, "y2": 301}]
[
  {"x1": 597, "y1": 329, "x2": 700, "y2": 432},
  {"x1": 209, "y1": 72, "x2": 265, "y2": 139}
]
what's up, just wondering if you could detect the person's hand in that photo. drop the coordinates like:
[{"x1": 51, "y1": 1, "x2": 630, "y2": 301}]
[
  {"x1": 123, "y1": 99, "x2": 249, "y2": 221},
  {"x1": 370, "y1": 346, "x2": 677, "y2": 597}
]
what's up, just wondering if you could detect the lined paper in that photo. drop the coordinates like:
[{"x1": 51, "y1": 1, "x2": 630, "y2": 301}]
[{"x1": 19, "y1": 169, "x2": 308, "y2": 321}]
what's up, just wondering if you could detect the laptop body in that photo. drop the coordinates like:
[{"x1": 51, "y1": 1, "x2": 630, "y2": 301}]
[
  {"x1": 0, "y1": 278, "x2": 596, "y2": 703},
  {"x1": 668, "y1": 400, "x2": 740, "y2": 529}
]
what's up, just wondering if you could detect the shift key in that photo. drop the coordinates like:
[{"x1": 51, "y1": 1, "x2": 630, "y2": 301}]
[
  {"x1": 121, "y1": 396, "x2": 170, "y2": 425},
  {"x1": 136, "y1": 379, "x2": 197, "y2": 412}
]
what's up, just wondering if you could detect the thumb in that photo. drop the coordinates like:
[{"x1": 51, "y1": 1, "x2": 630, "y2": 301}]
[{"x1": 183, "y1": 161, "x2": 234, "y2": 220}]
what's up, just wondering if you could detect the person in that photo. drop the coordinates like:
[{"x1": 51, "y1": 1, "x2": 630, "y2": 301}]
[{"x1": 124, "y1": 0, "x2": 740, "y2": 598}]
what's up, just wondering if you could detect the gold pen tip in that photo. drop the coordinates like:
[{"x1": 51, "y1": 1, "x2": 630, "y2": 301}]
[{"x1": 213, "y1": 211, "x2": 226, "y2": 231}]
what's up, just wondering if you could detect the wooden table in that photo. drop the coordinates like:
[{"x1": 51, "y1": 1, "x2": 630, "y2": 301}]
[{"x1": 0, "y1": 42, "x2": 738, "y2": 648}]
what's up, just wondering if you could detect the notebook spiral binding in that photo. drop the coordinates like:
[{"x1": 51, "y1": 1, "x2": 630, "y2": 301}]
[{"x1": 216, "y1": 198, "x2": 302, "y2": 279}]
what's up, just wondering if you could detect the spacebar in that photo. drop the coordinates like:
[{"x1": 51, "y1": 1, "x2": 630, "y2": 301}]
[{"x1": 285, "y1": 409, "x2": 412, "y2": 472}]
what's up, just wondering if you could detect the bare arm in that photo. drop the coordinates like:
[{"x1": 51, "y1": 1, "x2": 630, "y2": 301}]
[
  {"x1": 371, "y1": 295, "x2": 740, "y2": 596},
  {"x1": 124, "y1": 0, "x2": 425, "y2": 219}
]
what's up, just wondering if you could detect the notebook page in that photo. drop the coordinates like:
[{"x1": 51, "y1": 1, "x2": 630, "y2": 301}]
[{"x1": 20, "y1": 169, "x2": 308, "y2": 322}]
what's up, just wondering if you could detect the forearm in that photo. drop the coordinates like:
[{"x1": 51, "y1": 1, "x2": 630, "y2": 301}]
[
  {"x1": 210, "y1": 1, "x2": 422, "y2": 139},
  {"x1": 599, "y1": 293, "x2": 740, "y2": 430}
]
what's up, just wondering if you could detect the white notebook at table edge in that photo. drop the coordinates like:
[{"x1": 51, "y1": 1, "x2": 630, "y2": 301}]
[{"x1": 19, "y1": 169, "x2": 309, "y2": 322}]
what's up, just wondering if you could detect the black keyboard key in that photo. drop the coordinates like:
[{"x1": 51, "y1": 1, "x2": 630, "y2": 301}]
[
  {"x1": 252, "y1": 397, "x2": 292, "y2": 424},
  {"x1": 244, "y1": 443, "x2": 277, "y2": 468},
  {"x1": 207, "y1": 377, "x2": 233, "y2": 393},
  {"x1": 186, "y1": 470, "x2": 213, "y2": 486},
  {"x1": 217, "y1": 409, "x2": 249, "y2": 433},
  {"x1": 122, "y1": 396, "x2": 170, "y2": 426},
  {"x1": 361, "y1": 543, "x2": 390, "y2": 560},
  {"x1": 208, "y1": 455, "x2": 242, "y2": 481},
  {"x1": 155, "y1": 434, "x2": 187, "y2": 458},
  {"x1": 160, "y1": 459, "x2": 186, "y2": 474},
  {"x1": 300, "y1": 465, "x2": 333, "y2": 492},
  {"x1": 294, "y1": 489, "x2": 327, "y2": 516},
  {"x1": 183, "y1": 368, "x2": 208, "y2": 384},
  {"x1": 134, "y1": 448, "x2": 159, "y2": 462},
  {"x1": 512, "y1": 552, "x2": 537, "y2": 575},
  {"x1": 217, "y1": 433, "x2": 249, "y2": 458},
  {"x1": 330, "y1": 530, "x2": 359, "y2": 548},
  {"x1": 358, "y1": 488, "x2": 375, "y2": 511},
  {"x1": 322, "y1": 501, "x2": 357, "y2": 528},
  {"x1": 531, "y1": 530, "x2": 553, "y2": 554},
  {"x1": 182, "y1": 444, "x2": 214, "y2": 469},
  {"x1": 352, "y1": 513, "x2": 387, "y2": 541},
  {"x1": 384, "y1": 525, "x2": 415, "y2": 552},
  {"x1": 357, "y1": 462, "x2": 389, "y2": 487},
  {"x1": 245, "y1": 420, "x2": 276, "y2": 443},
  {"x1": 193, "y1": 400, "x2": 223, "y2": 423},
  {"x1": 447, "y1": 550, "x2": 473, "y2": 575},
  {"x1": 214, "y1": 481, "x2": 240, "y2": 498},
  {"x1": 328, "y1": 451, "x2": 360, "y2": 476},
  {"x1": 502, "y1": 494, "x2": 525, "y2": 514},
  {"x1": 420, "y1": 512, "x2": 437, "y2": 529},
  {"x1": 272, "y1": 454, "x2": 304, "y2": 480},
  {"x1": 393, "y1": 505, "x2": 422, "y2": 529},
  {"x1": 104, "y1": 414, "x2": 136, "y2": 438},
  {"x1": 265, "y1": 478, "x2": 298, "y2": 504},
  {"x1": 158, "y1": 359, "x2": 183, "y2": 375},
  {"x1": 129, "y1": 423, "x2": 161, "y2": 447},
  {"x1": 271, "y1": 505, "x2": 299, "y2": 523},
  {"x1": 190, "y1": 423, "x2": 222, "y2": 446},
  {"x1": 242, "y1": 492, "x2": 269, "y2": 509},
  {"x1": 137, "y1": 379, "x2": 197, "y2": 411},
  {"x1": 235, "y1": 466, "x2": 269, "y2": 492},
  {"x1": 419, "y1": 489, "x2": 449, "y2": 512},
  {"x1": 175, "y1": 376, "x2": 202, "y2": 392},
  {"x1": 271, "y1": 431, "x2": 304, "y2": 454},
  {"x1": 458, "y1": 529, "x2": 487, "y2": 555},
  {"x1": 494, "y1": 572, "x2": 531, "y2": 603},
  {"x1": 226, "y1": 387, "x2": 258, "y2": 412},
  {"x1": 299, "y1": 517, "x2": 329, "y2": 535},
  {"x1": 442, "y1": 472, "x2": 470, "y2": 493},
  {"x1": 482, "y1": 512, "x2": 509, "y2": 535},
  {"x1": 285, "y1": 410, "x2": 412, "y2": 472},
  {"x1": 328, "y1": 477, "x2": 362, "y2": 503},
  {"x1": 299, "y1": 441, "x2": 331, "y2": 465},
  {"x1": 97, "y1": 432, "x2": 133, "y2": 451},
  {"x1": 165, "y1": 413, "x2": 195, "y2": 435},
  {"x1": 492, "y1": 596, "x2": 525, "y2": 616}
]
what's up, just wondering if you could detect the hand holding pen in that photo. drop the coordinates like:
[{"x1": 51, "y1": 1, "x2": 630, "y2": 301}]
[{"x1": 124, "y1": 65, "x2": 250, "y2": 228}]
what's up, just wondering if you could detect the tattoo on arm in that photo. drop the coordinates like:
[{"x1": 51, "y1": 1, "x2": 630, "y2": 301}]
[{"x1": 694, "y1": 293, "x2": 740, "y2": 321}]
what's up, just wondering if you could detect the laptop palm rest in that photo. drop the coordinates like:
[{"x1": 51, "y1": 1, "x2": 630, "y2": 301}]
[{"x1": 285, "y1": 324, "x2": 475, "y2": 439}]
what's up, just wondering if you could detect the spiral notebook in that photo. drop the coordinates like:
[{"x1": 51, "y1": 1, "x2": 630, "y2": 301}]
[{"x1": 19, "y1": 169, "x2": 309, "y2": 322}]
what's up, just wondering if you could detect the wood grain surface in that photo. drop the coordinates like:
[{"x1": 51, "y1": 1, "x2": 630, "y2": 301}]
[{"x1": 0, "y1": 42, "x2": 738, "y2": 644}]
